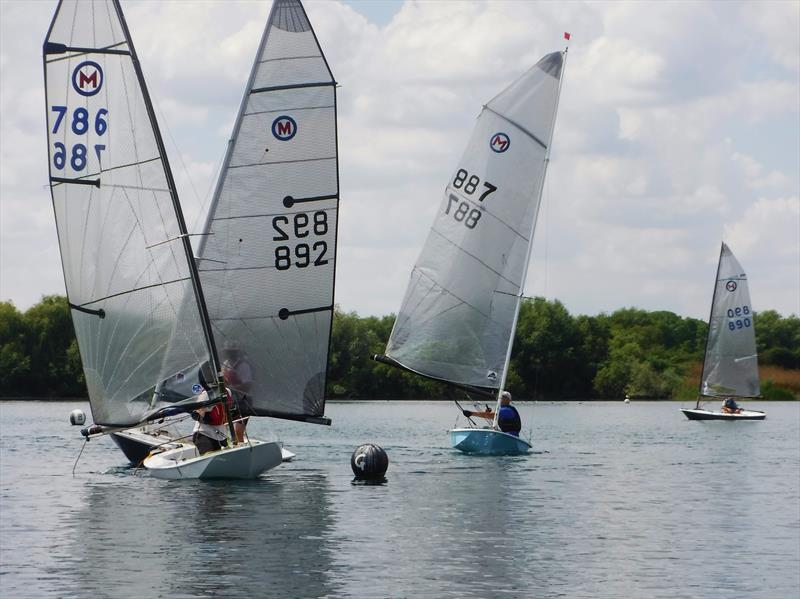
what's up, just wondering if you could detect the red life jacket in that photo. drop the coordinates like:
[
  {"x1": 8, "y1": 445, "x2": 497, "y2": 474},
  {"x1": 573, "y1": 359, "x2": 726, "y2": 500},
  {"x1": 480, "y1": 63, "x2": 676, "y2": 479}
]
[{"x1": 204, "y1": 403, "x2": 225, "y2": 426}]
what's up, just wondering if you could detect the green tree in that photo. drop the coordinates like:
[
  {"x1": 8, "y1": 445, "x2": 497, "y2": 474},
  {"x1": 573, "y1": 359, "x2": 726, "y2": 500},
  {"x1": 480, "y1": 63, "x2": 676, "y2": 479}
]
[
  {"x1": 756, "y1": 310, "x2": 800, "y2": 368},
  {"x1": 0, "y1": 301, "x2": 32, "y2": 395},
  {"x1": 23, "y1": 295, "x2": 85, "y2": 396}
]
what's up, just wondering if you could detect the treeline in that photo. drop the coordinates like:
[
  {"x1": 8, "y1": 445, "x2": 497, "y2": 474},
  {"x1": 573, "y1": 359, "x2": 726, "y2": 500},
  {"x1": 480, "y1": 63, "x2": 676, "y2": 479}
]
[{"x1": 1, "y1": 295, "x2": 798, "y2": 400}]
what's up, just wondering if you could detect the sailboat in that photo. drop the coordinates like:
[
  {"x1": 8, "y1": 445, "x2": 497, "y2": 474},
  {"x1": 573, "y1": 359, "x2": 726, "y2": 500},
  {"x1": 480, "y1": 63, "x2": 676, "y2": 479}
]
[
  {"x1": 682, "y1": 243, "x2": 765, "y2": 421},
  {"x1": 373, "y1": 48, "x2": 568, "y2": 455},
  {"x1": 44, "y1": 0, "x2": 339, "y2": 479}
]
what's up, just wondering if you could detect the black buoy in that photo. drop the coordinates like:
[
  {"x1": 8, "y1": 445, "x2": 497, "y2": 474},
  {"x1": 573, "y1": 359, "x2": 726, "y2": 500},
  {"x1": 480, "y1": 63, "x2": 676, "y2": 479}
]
[
  {"x1": 350, "y1": 443, "x2": 388, "y2": 480},
  {"x1": 69, "y1": 409, "x2": 86, "y2": 425}
]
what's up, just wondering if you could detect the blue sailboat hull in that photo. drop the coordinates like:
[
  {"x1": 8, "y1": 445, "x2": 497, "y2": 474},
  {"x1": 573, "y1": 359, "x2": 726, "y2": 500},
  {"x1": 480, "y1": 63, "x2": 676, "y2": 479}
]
[{"x1": 450, "y1": 428, "x2": 532, "y2": 455}]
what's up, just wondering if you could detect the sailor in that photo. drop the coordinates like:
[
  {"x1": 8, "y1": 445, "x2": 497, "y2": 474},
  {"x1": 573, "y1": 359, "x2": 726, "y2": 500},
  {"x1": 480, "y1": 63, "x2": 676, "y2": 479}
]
[
  {"x1": 191, "y1": 376, "x2": 228, "y2": 455},
  {"x1": 220, "y1": 341, "x2": 254, "y2": 443},
  {"x1": 462, "y1": 391, "x2": 522, "y2": 437},
  {"x1": 722, "y1": 397, "x2": 741, "y2": 414}
]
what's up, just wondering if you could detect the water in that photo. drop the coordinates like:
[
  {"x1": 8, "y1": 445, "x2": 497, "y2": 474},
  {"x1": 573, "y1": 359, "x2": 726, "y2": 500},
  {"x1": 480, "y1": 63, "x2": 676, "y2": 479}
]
[{"x1": 1, "y1": 400, "x2": 798, "y2": 599}]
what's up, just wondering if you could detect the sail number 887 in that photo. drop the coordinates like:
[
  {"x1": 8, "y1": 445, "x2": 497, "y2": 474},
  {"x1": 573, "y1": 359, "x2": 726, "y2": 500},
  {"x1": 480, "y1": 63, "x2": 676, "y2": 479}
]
[
  {"x1": 446, "y1": 169, "x2": 498, "y2": 229},
  {"x1": 272, "y1": 211, "x2": 329, "y2": 270}
]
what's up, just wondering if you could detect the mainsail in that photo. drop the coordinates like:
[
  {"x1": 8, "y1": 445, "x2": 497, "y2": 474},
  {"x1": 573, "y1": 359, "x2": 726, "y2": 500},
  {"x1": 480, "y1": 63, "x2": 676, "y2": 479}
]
[
  {"x1": 43, "y1": 0, "x2": 216, "y2": 427},
  {"x1": 699, "y1": 243, "x2": 760, "y2": 398},
  {"x1": 381, "y1": 52, "x2": 565, "y2": 391},
  {"x1": 196, "y1": 0, "x2": 338, "y2": 424}
]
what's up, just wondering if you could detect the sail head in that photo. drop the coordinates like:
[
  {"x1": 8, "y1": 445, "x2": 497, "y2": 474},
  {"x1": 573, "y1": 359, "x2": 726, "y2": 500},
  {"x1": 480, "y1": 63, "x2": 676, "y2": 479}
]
[
  {"x1": 385, "y1": 51, "x2": 565, "y2": 389},
  {"x1": 700, "y1": 243, "x2": 760, "y2": 398}
]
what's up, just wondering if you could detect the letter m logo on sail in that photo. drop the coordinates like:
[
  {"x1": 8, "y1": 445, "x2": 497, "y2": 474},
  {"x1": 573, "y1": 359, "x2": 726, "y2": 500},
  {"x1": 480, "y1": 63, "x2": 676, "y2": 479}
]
[
  {"x1": 271, "y1": 115, "x2": 298, "y2": 141},
  {"x1": 489, "y1": 132, "x2": 510, "y2": 153},
  {"x1": 80, "y1": 71, "x2": 97, "y2": 89},
  {"x1": 71, "y1": 61, "x2": 104, "y2": 97}
]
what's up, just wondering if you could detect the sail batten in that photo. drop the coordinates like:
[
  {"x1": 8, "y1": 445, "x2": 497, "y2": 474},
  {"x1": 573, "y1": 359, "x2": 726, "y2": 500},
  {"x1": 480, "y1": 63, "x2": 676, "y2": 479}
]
[{"x1": 384, "y1": 51, "x2": 565, "y2": 390}]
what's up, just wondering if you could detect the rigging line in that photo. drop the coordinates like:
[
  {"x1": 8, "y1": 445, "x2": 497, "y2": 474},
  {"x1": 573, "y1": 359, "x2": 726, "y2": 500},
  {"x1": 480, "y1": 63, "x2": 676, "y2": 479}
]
[
  {"x1": 391, "y1": 271, "x2": 449, "y2": 334},
  {"x1": 211, "y1": 203, "x2": 336, "y2": 221},
  {"x1": 109, "y1": 27, "x2": 196, "y2": 368},
  {"x1": 258, "y1": 54, "x2": 319, "y2": 64},
  {"x1": 429, "y1": 227, "x2": 520, "y2": 289},
  {"x1": 408, "y1": 267, "x2": 489, "y2": 321},
  {"x1": 72, "y1": 438, "x2": 88, "y2": 477},
  {"x1": 200, "y1": 260, "x2": 335, "y2": 274},
  {"x1": 482, "y1": 105, "x2": 547, "y2": 150},
  {"x1": 245, "y1": 104, "x2": 335, "y2": 118},
  {"x1": 152, "y1": 95, "x2": 204, "y2": 221},
  {"x1": 543, "y1": 159, "x2": 550, "y2": 300},
  {"x1": 74, "y1": 276, "x2": 192, "y2": 308},
  {"x1": 191, "y1": 143, "x2": 227, "y2": 233},
  {"x1": 447, "y1": 186, "x2": 530, "y2": 241},
  {"x1": 228, "y1": 155, "x2": 336, "y2": 169}
]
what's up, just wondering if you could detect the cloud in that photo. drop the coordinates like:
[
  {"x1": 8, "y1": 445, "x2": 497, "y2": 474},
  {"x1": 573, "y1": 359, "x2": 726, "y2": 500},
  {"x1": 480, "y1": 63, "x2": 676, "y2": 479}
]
[{"x1": 1, "y1": 0, "x2": 798, "y2": 321}]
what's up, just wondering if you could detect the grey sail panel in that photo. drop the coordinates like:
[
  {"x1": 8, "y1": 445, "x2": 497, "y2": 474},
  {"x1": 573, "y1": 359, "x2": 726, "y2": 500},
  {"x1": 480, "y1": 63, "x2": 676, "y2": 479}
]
[
  {"x1": 44, "y1": 0, "x2": 211, "y2": 426},
  {"x1": 385, "y1": 52, "x2": 563, "y2": 389},
  {"x1": 197, "y1": 0, "x2": 337, "y2": 421},
  {"x1": 701, "y1": 243, "x2": 760, "y2": 398}
]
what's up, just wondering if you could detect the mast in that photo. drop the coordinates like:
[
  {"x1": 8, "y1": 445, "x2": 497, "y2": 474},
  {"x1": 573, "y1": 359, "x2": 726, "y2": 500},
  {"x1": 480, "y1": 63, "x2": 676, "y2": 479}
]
[
  {"x1": 493, "y1": 47, "x2": 568, "y2": 428},
  {"x1": 696, "y1": 242, "x2": 725, "y2": 409},
  {"x1": 110, "y1": 1, "x2": 229, "y2": 435}
]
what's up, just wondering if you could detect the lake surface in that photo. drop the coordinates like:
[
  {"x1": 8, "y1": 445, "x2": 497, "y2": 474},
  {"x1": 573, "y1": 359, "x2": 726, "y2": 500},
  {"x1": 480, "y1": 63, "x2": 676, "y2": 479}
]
[{"x1": 1, "y1": 400, "x2": 798, "y2": 598}]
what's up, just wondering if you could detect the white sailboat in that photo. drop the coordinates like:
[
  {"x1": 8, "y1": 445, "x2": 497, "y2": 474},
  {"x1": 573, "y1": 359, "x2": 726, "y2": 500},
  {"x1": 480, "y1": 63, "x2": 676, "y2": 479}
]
[
  {"x1": 682, "y1": 243, "x2": 765, "y2": 421},
  {"x1": 44, "y1": 0, "x2": 338, "y2": 479},
  {"x1": 374, "y1": 48, "x2": 568, "y2": 455}
]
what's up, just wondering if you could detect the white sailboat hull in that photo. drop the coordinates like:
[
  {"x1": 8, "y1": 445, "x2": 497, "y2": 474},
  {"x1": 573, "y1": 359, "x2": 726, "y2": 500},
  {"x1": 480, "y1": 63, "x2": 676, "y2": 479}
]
[
  {"x1": 143, "y1": 439, "x2": 283, "y2": 480},
  {"x1": 450, "y1": 427, "x2": 532, "y2": 455},
  {"x1": 681, "y1": 408, "x2": 766, "y2": 421},
  {"x1": 113, "y1": 425, "x2": 295, "y2": 464}
]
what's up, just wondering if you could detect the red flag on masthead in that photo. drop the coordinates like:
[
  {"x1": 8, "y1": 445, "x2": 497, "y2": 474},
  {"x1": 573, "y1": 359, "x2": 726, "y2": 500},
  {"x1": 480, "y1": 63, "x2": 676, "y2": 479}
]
[{"x1": 564, "y1": 32, "x2": 571, "y2": 40}]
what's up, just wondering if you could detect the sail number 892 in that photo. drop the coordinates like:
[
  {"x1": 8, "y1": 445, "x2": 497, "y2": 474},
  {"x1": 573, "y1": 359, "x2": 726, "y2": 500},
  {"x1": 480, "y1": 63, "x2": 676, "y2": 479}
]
[{"x1": 272, "y1": 211, "x2": 329, "y2": 270}]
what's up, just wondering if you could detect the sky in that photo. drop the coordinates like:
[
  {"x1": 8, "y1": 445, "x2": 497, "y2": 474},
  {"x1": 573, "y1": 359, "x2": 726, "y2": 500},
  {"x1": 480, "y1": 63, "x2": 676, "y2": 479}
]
[{"x1": 1, "y1": 0, "x2": 798, "y2": 320}]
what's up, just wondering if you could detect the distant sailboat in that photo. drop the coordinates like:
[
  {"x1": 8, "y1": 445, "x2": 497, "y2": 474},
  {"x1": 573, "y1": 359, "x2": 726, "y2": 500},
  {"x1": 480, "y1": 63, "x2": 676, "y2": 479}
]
[
  {"x1": 44, "y1": 0, "x2": 339, "y2": 478},
  {"x1": 681, "y1": 243, "x2": 765, "y2": 421},
  {"x1": 374, "y1": 48, "x2": 568, "y2": 455}
]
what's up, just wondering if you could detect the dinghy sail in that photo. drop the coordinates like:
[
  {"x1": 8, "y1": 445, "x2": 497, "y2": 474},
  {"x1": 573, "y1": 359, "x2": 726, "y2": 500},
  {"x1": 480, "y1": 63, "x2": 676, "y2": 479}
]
[
  {"x1": 682, "y1": 243, "x2": 765, "y2": 420},
  {"x1": 43, "y1": 0, "x2": 219, "y2": 428},
  {"x1": 374, "y1": 49, "x2": 568, "y2": 453},
  {"x1": 195, "y1": 0, "x2": 338, "y2": 426}
]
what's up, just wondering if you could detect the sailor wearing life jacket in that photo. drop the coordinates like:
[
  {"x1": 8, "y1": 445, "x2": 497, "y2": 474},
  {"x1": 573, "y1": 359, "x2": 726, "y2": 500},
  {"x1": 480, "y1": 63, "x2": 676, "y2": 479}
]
[{"x1": 461, "y1": 391, "x2": 522, "y2": 436}]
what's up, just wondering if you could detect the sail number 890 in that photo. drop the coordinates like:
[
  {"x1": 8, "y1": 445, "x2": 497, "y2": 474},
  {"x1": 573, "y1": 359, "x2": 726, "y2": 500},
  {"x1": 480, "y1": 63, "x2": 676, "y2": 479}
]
[
  {"x1": 272, "y1": 211, "x2": 329, "y2": 270},
  {"x1": 727, "y1": 305, "x2": 751, "y2": 331}
]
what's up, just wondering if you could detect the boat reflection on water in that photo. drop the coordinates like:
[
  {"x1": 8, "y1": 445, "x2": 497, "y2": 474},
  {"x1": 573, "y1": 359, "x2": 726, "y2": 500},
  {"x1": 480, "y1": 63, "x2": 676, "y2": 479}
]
[{"x1": 58, "y1": 472, "x2": 340, "y2": 597}]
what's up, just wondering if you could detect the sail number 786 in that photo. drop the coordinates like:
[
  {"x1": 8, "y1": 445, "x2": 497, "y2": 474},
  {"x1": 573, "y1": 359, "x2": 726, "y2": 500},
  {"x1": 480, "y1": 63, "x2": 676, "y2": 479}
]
[{"x1": 50, "y1": 105, "x2": 108, "y2": 171}]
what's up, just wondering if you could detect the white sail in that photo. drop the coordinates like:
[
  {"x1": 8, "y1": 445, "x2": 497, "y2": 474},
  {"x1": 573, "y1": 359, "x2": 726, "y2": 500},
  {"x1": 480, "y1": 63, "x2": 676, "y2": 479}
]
[
  {"x1": 43, "y1": 0, "x2": 213, "y2": 427},
  {"x1": 196, "y1": 0, "x2": 337, "y2": 423},
  {"x1": 384, "y1": 52, "x2": 565, "y2": 390},
  {"x1": 700, "y1": 243, "x2": 760, "y2": 398}
]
